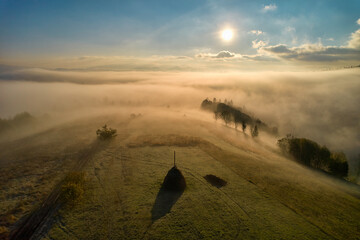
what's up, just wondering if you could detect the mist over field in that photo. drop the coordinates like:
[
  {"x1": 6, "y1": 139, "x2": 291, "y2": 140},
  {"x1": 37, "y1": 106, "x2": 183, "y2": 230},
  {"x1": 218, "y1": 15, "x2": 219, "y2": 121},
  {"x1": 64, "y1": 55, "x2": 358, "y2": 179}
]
[{"x1": 1, "y1": 68, "x2": 359, "y2": 164}]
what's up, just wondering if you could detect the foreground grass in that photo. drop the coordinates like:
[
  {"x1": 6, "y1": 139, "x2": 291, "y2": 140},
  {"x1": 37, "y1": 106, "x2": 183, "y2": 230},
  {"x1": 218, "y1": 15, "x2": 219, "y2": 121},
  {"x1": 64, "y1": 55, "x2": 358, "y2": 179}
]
[
  {"x1": 46, "y1": 143, "x2": 333, "y2": 239},
  {"x1": 2, "y1": 112, "x2": 359, "y2": 239}
]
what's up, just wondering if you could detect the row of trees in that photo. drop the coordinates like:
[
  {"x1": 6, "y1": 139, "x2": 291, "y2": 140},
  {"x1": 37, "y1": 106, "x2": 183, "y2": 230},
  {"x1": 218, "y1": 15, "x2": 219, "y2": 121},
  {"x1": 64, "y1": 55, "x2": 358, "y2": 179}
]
[
  {"x1": 278, "y1": 135, "x2": 348, "y2": 178},
  {"x1": 201, "y1": 98, "x2": 276, "y2": 137}
]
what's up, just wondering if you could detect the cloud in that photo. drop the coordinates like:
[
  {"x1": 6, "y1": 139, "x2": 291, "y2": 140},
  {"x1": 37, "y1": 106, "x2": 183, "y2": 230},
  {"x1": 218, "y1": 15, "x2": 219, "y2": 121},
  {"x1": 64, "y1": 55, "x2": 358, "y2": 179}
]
[
  {"x1": 261, "y1": 43, "x2": 360, "y2": 62},
  {"x1": 0, "y1": 68, "x2": 147, "y2": 84},
  {"x1": 348, "y1": 29, "x2": 360, "y2": 49},
  {"x1": 262, "y1": 44, "x2": 293, "y2": 54},
  {"x1": 357, "y1": 18, "x2": 360, "y2": 25},
  {"x1": 241, "y1": 55, "x2": 278, "y2": 62},
  {"x1": 263, "y1": 4, "x2": 277, "y2": 12},
  {"x1": 196, "y1": 51, "x2": 236, "y2": 59},
  {"x1": 249, "y1": 30, "x2": 263, "y2": 35},
  {"x1": 260, "y1": 25, "x2": 360, "y2": 62},
  {"x1": 214, "y1": 51, "x2": 235, "y2": 58},
  {"x1": 252, "y1": 40, "x2": 267, "y2": 49}
]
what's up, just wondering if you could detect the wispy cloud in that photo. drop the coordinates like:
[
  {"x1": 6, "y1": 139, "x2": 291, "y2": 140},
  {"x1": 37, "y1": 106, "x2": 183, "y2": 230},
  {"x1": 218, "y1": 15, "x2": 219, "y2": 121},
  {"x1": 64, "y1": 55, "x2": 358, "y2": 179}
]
[
  {"x1": 249, "y1": 30, "x2": 264, "y2": 35},
  {"x1": 252, "y1": 40, "x2": 267, "y2": 49},
  {"x1": 263, "y1": 4, "x2": 277, "y2": 12}
]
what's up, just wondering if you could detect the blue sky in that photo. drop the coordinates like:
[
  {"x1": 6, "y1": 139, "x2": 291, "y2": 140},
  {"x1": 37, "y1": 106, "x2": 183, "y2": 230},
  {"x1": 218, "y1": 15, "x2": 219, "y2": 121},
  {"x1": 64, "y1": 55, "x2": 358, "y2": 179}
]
[{"x1": 0, "y1": 0, "x2": 359, "y2": 68}]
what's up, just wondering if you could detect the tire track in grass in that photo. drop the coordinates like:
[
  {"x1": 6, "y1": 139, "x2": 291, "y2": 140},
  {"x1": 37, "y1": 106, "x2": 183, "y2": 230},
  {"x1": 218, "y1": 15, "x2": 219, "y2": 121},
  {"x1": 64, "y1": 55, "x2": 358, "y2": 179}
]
[
  {"x1": 10, "y1": 140, "x2": 111, "y2": 240},
  {"x1": 92, "y1": 145, "x2": 135, "y2": 238},
  {"x1": 57, "y1": 218, "x2": 80, "y2": 240}
]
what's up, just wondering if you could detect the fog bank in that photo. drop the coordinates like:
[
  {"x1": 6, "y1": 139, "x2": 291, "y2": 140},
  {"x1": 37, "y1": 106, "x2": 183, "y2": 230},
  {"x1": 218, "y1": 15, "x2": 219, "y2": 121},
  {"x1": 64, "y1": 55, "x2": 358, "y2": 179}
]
[{"x1": 0, "y1": 68, "x2": 359, "y2": 169}]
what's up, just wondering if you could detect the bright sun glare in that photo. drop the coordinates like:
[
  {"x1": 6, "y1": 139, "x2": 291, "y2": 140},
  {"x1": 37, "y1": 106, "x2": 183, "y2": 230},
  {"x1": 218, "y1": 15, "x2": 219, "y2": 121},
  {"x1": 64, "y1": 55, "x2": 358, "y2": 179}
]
[{"x1": 221, "y1": 29, "x2": 233, "y2": 41}]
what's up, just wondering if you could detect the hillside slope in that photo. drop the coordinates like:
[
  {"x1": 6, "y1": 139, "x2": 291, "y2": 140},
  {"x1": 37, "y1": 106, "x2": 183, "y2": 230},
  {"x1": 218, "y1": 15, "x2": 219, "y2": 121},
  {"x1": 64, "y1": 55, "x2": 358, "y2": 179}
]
[{"x1": 1, "y1": 108, "x2": 359, "y2": 239}]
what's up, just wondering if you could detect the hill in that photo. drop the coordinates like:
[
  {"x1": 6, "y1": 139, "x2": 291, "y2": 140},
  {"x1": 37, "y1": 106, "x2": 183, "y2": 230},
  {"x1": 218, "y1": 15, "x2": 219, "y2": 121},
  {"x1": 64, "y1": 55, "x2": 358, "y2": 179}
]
[{"x1": 0, "y1": 108, "x2": 359, "y2": 239}]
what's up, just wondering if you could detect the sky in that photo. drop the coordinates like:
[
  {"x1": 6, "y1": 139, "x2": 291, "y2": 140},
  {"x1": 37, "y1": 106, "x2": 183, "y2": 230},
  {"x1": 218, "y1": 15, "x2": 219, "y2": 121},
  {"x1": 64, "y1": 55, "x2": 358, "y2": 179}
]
[{"x1": 0, "y1": 0, "x2": 359, "y2": 70}]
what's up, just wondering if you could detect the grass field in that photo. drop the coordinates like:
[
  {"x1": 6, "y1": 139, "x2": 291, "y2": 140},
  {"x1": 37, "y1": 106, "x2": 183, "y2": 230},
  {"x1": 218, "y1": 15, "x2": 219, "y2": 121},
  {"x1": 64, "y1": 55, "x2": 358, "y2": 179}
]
[{"x1": 1, "y1": 108, "x2": 359, "y2": 239}]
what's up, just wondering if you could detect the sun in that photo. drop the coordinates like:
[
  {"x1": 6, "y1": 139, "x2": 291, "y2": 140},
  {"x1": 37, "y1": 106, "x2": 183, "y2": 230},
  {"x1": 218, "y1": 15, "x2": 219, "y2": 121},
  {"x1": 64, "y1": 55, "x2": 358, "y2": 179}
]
[{"x1": 221, "y1": 29, "x2": 233, "y2": 41}]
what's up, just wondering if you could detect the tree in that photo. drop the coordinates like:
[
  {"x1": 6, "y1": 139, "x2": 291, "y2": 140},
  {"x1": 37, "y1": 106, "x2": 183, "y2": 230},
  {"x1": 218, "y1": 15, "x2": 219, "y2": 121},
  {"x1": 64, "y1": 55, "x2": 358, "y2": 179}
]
[
  {"x1": 313, "y1": 146, "x2": 330, "y2": 169},
  {"x1": 242, "y1": 121, "x2": 247, "y2": 133},
  {"x1": 214, "y1": 111, "x2": 220, "y2": 121},
  {"x1": 251, "y1": 125, "x2": 258, "y2": 137},
  {"x1": 200, "y1": 98, "x2": 213, "y2": 111},
  {"x1": 277, "y1": 136, "x2": 349, "y2": 178},
  {"x1": 329, "y1": 152, "x2": 348, "y2": 177},
  {"x1": 221, "y1": 110, "x2": 232, "y2": 126},
  {"x1": 232, "y1": 112, "x2": 239, "y2": 130}
]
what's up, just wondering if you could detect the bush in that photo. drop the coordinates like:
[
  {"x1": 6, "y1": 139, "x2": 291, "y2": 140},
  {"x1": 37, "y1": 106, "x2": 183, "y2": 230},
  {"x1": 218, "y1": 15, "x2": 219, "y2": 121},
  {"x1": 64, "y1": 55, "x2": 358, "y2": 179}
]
[
  {"x1": 60, "y1": 172, "x2": 86, "y2": 205},
  {"x1": 96, "y1": 124, "x2": 117, "y2": 140},
  {"x1": 60, "y1": 183, "x2": 84, "y2": 204}
]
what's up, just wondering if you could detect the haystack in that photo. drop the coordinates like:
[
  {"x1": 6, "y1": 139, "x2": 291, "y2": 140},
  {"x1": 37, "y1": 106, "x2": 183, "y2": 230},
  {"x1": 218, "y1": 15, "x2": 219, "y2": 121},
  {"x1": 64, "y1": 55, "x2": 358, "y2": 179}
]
[{"x1": 162, "y1": 166, "x2": 186, "y2": 191}]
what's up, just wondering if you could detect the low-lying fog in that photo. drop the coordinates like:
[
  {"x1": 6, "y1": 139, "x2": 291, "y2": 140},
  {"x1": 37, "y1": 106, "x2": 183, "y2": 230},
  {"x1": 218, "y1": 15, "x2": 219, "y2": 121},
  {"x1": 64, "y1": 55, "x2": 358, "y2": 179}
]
[{"x1": 0, "y1": 68, "x2": 359, "y2": 171}]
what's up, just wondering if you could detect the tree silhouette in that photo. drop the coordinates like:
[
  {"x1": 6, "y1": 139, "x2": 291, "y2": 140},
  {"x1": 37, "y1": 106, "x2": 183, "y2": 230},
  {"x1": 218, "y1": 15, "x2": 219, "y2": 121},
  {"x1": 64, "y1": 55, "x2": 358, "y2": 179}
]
[
  {"x1": 242, "y1": 121, "x2": 247, "y2": 133},
  {"x1": 251, "y1": 125, "x2": 258, "y2": 137},
  {"x1": 221, "y1": 110, "x2": 232, "y2": 126},
  {"x1": 277, "y1": 136, "x2": 349, "y2": 178}
]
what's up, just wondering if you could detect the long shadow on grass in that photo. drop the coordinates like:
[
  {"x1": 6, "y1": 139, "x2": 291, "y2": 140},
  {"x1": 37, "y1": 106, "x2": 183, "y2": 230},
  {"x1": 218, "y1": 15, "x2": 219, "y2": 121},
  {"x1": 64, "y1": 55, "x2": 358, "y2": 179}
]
[{"x1": 151, "y1": 167, "x2": 186, "y2": 222}]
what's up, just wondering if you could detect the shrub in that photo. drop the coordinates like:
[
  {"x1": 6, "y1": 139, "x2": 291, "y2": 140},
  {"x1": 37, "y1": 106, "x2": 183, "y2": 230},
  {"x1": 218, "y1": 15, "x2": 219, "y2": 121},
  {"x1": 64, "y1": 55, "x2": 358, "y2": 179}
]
[
  {"x1": 96, "y1": 124, "x2": 117, "y2": 140},
  {"x1": 60, "y1": 172, "x2": 86, "y2": 206},
  {"x1": 60, "y1": 183, "x2": 84, "y2": 204}
]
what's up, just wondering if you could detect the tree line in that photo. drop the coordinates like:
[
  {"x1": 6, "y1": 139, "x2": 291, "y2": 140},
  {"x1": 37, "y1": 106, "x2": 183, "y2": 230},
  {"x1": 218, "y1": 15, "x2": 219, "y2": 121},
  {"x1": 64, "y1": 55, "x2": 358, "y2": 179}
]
[
  {"x1": 201, "y1": 98, "x2": 277, "y2": 137},
  {"x1": 278, "y1": 135, "x2": 348, "y2": 178}
]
